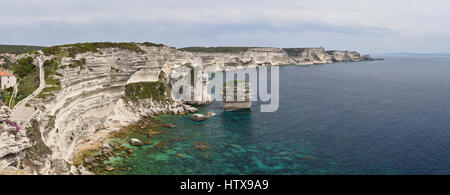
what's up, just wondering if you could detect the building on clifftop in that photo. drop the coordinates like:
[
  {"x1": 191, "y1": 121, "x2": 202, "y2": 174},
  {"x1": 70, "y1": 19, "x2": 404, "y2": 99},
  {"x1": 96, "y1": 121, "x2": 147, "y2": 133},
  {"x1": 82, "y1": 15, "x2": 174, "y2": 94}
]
[{"x1": 0, "y1": 71, "x2": 16, "y2": 90}]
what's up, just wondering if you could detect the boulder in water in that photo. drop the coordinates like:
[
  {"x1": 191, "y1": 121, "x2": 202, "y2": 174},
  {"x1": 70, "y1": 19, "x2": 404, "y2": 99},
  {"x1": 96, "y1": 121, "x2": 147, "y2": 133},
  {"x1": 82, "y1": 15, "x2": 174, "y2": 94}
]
[
  {"x1": 105, "y1": 166, "x2": 115, "y2": 171},
  {"x1": 195, "y1": 144, "x2": 208, "y2": 150},
  {"x1": 191, "y1": 112, "x2": 215, "y2": 122},
  {"x1": 185, "y1": 107, "x2": 198, "y2": 113},
  {"x1": 161, "y1": 123, "x2": 176, "y2": 128},
  {"x1": 129, "y1": 138, "x2": 143, "y2": 146},
  {"x1": 176, "y1": 153, "x2": 187, "y2": 158},
  {"x1": 148, "y1": 130, "x2": 160, "y2": 137},
  {"x1": 126, "y1": 148, "x2": 134, "y2": 154},
  {"x1": 191, "y1": 114, "x2": 207, "y2": 121},
  {"x1": 102, "y1": 143, "x2": 112, "y2": 149}
]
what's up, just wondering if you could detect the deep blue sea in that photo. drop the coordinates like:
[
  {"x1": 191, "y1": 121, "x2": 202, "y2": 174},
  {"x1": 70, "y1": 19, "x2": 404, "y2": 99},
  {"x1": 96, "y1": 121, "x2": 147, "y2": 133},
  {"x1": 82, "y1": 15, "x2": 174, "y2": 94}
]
[{"x1": 107, "y1": 56, "x2": 450, "y2": 175}]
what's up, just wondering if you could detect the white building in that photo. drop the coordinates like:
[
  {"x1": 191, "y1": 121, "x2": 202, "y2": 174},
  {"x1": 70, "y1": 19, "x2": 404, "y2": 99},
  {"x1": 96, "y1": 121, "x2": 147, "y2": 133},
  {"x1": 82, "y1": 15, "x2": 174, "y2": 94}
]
[{"x1": 0, "y1": 71, "x2": 16, "y2": 90}]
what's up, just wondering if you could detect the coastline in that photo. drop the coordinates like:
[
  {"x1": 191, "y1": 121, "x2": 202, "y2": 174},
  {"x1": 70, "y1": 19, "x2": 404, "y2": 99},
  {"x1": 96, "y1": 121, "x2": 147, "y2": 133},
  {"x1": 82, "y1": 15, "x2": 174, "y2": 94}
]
[
  {"x1": 71, "y1": 61, "x2": 374, "y2": 175},
  {"x1": 0, "y1": 42, "x2": 378, "y2": 175},
  {"x1": 73, "y1": 116, "x2": 167, "y2": 174}
]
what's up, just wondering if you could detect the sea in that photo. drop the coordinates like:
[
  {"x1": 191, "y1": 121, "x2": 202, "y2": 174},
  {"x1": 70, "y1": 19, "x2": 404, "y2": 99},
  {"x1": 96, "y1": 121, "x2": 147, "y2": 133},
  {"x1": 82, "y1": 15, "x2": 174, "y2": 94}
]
[{"x1": 101, "y1": 56, "x2": 450, "y2": 175}]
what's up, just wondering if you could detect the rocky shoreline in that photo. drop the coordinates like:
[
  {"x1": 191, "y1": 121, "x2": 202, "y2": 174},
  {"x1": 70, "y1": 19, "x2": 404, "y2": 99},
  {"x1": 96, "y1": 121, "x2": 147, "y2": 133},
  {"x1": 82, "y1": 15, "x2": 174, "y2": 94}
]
[
  {"x1": 74, "y1": 117, "x2": 161, "y2": 175},
  {"x1": 0, "y1": 42, "x2": 378, "y2": 174}
]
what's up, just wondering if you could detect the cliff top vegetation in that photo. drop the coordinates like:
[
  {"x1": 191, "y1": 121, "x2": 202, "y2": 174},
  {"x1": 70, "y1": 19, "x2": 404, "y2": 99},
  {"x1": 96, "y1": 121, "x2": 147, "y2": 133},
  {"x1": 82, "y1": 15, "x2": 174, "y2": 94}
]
[
  {"x1": 0, "y1": 45, "x2": 46, "y2": 55},
  {"x1": 42, "y1": 42, "x2": 167, "y2": 57},
  {"x1": 178, "y1": 47, "x2": 256, "y2": 53}
]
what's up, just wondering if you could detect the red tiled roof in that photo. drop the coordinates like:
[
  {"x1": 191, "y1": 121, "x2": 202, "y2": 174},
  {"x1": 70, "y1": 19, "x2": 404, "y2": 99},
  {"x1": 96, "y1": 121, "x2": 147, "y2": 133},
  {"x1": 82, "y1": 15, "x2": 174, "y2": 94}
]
[{"x1": 0, "y1": 71, "x2": 14, "y2": 77}]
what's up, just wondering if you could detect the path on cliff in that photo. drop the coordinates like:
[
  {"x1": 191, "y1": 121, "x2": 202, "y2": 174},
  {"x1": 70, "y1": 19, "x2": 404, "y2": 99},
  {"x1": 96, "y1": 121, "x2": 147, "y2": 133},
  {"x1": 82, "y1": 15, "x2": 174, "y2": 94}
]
[{"x1": 9, "y1": 54, "x2": 46, "y2": 127}]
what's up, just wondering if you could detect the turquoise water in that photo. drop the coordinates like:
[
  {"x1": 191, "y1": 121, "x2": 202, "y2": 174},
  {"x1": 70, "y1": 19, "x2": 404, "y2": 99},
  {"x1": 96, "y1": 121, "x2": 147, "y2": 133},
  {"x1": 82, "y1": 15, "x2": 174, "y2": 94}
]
[{"x1": 109, "y1": 57, "x2": 450, "y2": 175}]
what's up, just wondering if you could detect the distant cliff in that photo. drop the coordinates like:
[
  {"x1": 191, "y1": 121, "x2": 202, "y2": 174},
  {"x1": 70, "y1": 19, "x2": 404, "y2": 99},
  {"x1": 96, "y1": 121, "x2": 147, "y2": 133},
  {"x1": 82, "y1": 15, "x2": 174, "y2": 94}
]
[
  {"x1": 181, "y1": 46, "x2": 379, "y2": 67},
  {"x1": 0, "y1": 42, "x2": 378, "y2": 174}
]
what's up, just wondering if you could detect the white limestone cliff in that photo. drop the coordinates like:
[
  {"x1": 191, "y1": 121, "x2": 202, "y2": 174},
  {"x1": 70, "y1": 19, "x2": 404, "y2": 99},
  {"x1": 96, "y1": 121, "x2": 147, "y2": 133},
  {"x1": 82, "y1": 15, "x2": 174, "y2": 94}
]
[{"x1": 0, "y1": 43, "x2": 377, "y2": 174}]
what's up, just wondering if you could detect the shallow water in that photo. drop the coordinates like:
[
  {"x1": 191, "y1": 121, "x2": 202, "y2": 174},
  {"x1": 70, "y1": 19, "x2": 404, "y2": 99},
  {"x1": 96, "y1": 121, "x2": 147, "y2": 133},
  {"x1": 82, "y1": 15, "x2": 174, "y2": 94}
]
[{"x1": 105, "y1": 57, "x2": 450, "y2": 175}]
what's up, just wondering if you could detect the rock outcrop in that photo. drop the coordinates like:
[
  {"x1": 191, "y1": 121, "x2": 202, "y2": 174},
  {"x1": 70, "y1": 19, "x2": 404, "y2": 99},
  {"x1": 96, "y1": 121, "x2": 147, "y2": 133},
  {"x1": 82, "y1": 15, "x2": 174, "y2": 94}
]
[
  {"x1": 222, "y1": 80, "x2": 253, "y2": 111},
  {"x1": 0, "y1": 42, "x2": 377, "y2": 174},
  {"x1": 191, "y1": 113, "x2": 214, "y2": 122},
  {"x1": 129, "y1": 138, "x2": 143, "y2": 146},
  {"x1": 284, "y1": 48, "x2": 334, "y2": 64}
]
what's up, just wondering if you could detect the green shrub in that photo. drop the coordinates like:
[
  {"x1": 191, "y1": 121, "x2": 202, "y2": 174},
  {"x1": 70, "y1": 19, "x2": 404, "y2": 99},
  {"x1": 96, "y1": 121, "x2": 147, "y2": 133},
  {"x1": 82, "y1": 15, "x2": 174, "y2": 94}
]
[
  {"x1": 0, "y1": 45, "x2": 46, "y2": 55},
  {"x1": 179, "y1": 47, "x2": 254, "y2": 53},
  {"x1": 1, "y1": 87, "x2": 13, "y2": 106},
  {"x1": 37, "y1": 84, "x2": 62, "y2": 98},
  {"x1": 42, "y1": 58, "x2": 62, "y2": 95},
  {"x1": 225, "y1": 62, "x2": 238, "y2": 66},
  {"x1": 46, "y1": 77, "x2": 61, "y2": 86},
  {"x1": 0, "y1": 56, "x2": 13, "y2": 70},
  {"x1": 7, "y1": 56, "x2": 40, "y2": 106},
  {"x1": 24, "y1": 119, "x2": 52, "y2": 160},
  {"x1": 282, "y1": 48, "x2": 306, "y2": 57},
  {"x1": 68, "y1": 58, "x2": 86, "y2": 69},
  {"x1": 15, "y1": 68, "x2": 39, "y2": 104},
  {"x1": 124, "y1": 82, "x2": 170, "y2": 102},
  {"x1": 13, "y1": 57, "x2": 36, "y2": 78},
  {"x1": 190, "y1": 68, "x2": 195, "y2": 86},
  {"x1": 44, "y1": 58, "x2": 60, "y2": 76},
  {"x1": 140, "y1": 42, "x2": 166, "y2": 47},
  {"x1": 311, "y1": 53, "x2": 320, "y2": 61},
  {"x1": 66, "y1": 42, "x2": 145, "y2": 57},
  {"x1": 44, "y1": 42, "x2": 146, "y2": 58},
  {"x1": 42, "y1": 47, "x2": 63, "y2": 56}
]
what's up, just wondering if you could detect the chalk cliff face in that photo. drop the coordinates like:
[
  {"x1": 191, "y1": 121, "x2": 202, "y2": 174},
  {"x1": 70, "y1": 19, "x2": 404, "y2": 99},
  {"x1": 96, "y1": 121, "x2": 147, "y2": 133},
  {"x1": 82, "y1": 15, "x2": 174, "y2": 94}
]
[
  {"x1": 284, "y1": 48, "x2": 333, "y2": 64},
  {"x1": 0, "y1": 43, "x2": 376, "y2": 174}
]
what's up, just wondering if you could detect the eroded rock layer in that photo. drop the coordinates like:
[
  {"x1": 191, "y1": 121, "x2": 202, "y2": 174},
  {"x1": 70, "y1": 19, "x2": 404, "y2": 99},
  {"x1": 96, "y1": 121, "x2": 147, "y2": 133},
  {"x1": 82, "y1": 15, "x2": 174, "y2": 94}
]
[{"x1": 0, "y1": 43, "x2": 376, "y2": 174}]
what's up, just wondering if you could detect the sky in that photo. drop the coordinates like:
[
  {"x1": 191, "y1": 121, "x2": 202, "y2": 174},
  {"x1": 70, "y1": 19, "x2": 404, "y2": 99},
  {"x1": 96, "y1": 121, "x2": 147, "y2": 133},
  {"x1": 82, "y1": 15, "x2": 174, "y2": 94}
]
[{"x1": 0, "y1": 0, "x2": 449, "y2": 54}]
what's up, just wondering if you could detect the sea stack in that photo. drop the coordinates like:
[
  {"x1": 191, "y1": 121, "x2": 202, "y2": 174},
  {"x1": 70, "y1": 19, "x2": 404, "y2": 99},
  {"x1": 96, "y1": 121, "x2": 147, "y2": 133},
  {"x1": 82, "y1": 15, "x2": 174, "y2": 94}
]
[{"x1": 222, "y1": 80, "x2": 252, "y2": 111}]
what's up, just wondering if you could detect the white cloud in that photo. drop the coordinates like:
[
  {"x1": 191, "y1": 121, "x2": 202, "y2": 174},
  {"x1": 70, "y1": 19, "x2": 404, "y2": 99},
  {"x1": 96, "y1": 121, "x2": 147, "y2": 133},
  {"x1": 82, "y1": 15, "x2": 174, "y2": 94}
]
[{"x1": 0, "y1": 0, "x2": 449, "y2": 53}]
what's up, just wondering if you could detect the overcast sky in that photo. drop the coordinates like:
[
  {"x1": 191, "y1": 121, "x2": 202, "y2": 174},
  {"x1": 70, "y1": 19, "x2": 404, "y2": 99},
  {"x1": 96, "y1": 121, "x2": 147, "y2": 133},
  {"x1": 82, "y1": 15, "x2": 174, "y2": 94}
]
[{"x1": 0, "y1": 0, "x2": 449, "y2": 54}]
